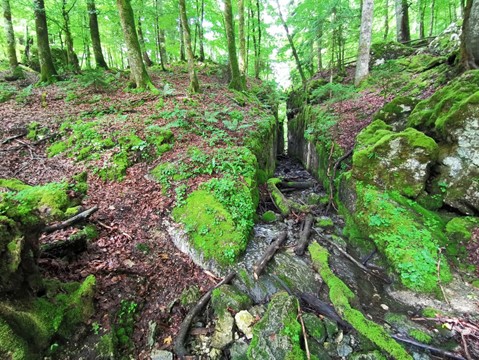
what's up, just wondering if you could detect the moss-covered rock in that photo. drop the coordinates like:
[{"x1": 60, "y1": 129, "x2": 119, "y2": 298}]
[
  {"x1": 0, "y1": 275, "x2": 96, "y2": 359},
  {"x1": 308, "y1": 243, "x2": 412, "y2": 360},
  {"x1": 338, "y1": 178, "x2": 452, "y2": 292},
  {"x1": 445, "y1": 217, "x2": 479, "y2": 258},
  {"x1": 353, "y1": 126, "x2": 438, "y2": 199},
  {"x1": 247, "y1": 292, "x2": 306, "y2": 360},
  {"x1": 211, "y1": 285, "x2": 252, "y2": 317},
  {"x1": 373, "y1": 97, "x2": 418, "y2": 131},
  {"x1": 369, "y1": 41, "x2": 415, "y2": 67}
]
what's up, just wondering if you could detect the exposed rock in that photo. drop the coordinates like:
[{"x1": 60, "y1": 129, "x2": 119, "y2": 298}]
[
  {"x1": 247, "y1": 292, "x2": 305, "y2": 359},
  {"x1": 150, "y1": 349, "x2": 173, "y2": 360},
  {"x1": 337, "y1": 342, "x2": 353, "y2": 357},
  {"x1": 235, "y1": 310, "x2": 254, "y2": 339},
  {"x1": 211, "y1": 284, "x2": 252, "y2": 316},
  {"x1": 350, "y1": 351, "x2": 387, "y2": 360},
  {"x1": 428, "y1": 22, "x2": 461, "y2": 56},
  {"x1": 373, "y1": 96, "x2": 418, "y2": 131},
  {"x1": 303, "y1": 313, "x2": 327, "y2": 344},
  {"x1": 369, "y1": 41, "x2": 415, "y2": 68},
  {"x1": 230, "y1": 338, "x2": 249, "y2": 360},
  {"x1": 211, "y1": 312, "x2": 234, "y2": 350},
  {"x1": 353, "y1": 122, "x2": 438, "y2": 198}
]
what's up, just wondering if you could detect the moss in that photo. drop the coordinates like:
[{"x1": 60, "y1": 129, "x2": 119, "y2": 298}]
[
  {"x1": 211, "y1": 285, "x2": 252, "y2": 316},
  {"x1": 373, "y1": 97, "x2": 418, "y2": 128},
  {"x1": 308, "y1": 242, "x2": 412, "y2": 360},
  {"x1": 47, "y1": 141, "x2": 68, "y2": 157},
  {"x1": 0, "y1": 179, "x2": 31, "y2": 191},
  {"x1": 97, "y1": 332, "x2": 116, "y2": 358},
  {"x1": 445, "y1": 217, "x2": 479, "y2": 258},
  {"x1": 262, "y1": 211, "x2": 277, "y2": 223},
  {"x1": 421, "y1": 307, "x2": 441, "y2": 318},
  {"x1": 0, "y1": 318, "x2": 32, "y2": 360},
  {"x1": 341, "y1": 181, "x2": 452, "y2": 292},
  {"x1": 317, "y1": 217, "x2": 334, "y2": 228},
  {"x1": 173, "y1": 190, "x2": 246, "y2": 265},
  {"x1": 407, "y1": 70, "x2": 479, "y2": 135},
  {"x1": 408, "y1": 329, "x2": 432, "y2": 344}
]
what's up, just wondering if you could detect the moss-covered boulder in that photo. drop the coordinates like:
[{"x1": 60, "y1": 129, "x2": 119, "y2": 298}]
[
  {"x1": 247, "y1": 292, "x2": 306, "y2": 360},
  {"x1": 407, "y1": 70, "x2": 479, "y2": 214},
  {"x1": 0, "y1": 275, "x2": 96, "y2": 359},
  {"x1": 353, "y1": 123, "x2": 438, "y2": 198},
  {"x1": 339, "y1": 177, "x2": 452, "y2": 292},
  {"x1": 211, "y1": 285, "x2": 252, "y2": 317},
  {"x1": 373, "y1": 97, "x2": 418, "y2": 131},
  {"x1": 445, "y1": 217, "x2": 479, "y2": 258},
  {"x1": 369, "y1": 41, "x2": 414, "y2": 67},
  {"x1": 428, "y1": 22, "x2": 461, "y2": 56}
]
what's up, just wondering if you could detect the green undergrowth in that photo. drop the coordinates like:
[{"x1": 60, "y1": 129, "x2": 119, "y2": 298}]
[
  {"x1": 308, "y1": 242, "x2": 412, "y2": 360},
  {"x1": 48, "y1": 118, "x2": 174, "y2": 180},
  {"x1": 341, "y1": 179, "x2": 452, "y2": 292},
  {"x1": 0, "y1": 275, "x2": 96, "y2": 359}
]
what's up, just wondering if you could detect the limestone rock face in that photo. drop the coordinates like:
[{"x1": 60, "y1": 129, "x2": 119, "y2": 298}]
[
  {"x1": 353, "y1": 123, "x2": 438, "y2": 198},
  {"x1": 247, "y1": 292, "x2": 305, "y2": 360},
  {"x1": 211, "y1": 312, "x2": 234, "y2": 350},
  {"x1": 428, "y1": 22, "x2": 461, "y2": 56},
  {"x1": 235, "y1": 310, "x2": 254, "y2": 339}
]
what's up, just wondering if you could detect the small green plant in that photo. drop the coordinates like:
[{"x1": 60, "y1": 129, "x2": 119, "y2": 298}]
[
  {"x1": 135, "y1": 243, "x2": 150, "y2": 254},
  {"x1": 15, "y1": 85, "x2": 33, "y2": 105},
  {"x1": 92, "y1": 322, "x2": 101, "y2": 335},
  {"x1": 438, "y1": 180, "x2": 448, "y2": 193},
  {"x1": 115, "y1": 300, "x2": 138, "y2": 350}
]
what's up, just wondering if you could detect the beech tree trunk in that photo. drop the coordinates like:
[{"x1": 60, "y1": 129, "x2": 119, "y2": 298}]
[
  {"x1": 178, "y1": 14, "x2": 186, "y2": 62},
  {"x1": 275, "y1": 0, "x2": 306, "y2": 88},
  {"x1": 2, "y1": 0, "x2": 21, "y2": 76},
  {"x1": 116, "y1": 0, "x2": 156, "y2": 90},
  {"x1": 155, "y1": 0, "x2": 167, "y2": 70},
  {"x1": 179, "y1": 0, "x2": 200, "y2": 93},
  {"x1": 383, "y1": 0, "x2": 389, "y2": 40},
  {"x1": 395, "y1": 0, "x2": 410, "y2": 42},
  {"x1": 223, "y1": 0, "x2": 245, "y2": 90},
  {"x1": 87, "y1": 0, "x2": 108, "y2": 69},
  {"x1": 34, "y1": 0, "x2": 57, "y2": 83},
  {"x1": 198, "y1": 0, "x2": 205, "y2": 61},
  {"x1": 355, "y1": 0, "x2": 374, "y2": 86},
  {"x1": 428, "y1": 0, "x2": 435, "y2": 37},
  {"x1": 461, "y1": 0, "x2": 479, "y2": 69},
  {"x1": 62, "y1": 0, "x2": 80, "y2": 73},
  {"x1": 138, "y1": 17, "x2": 153, "y2": 67},
  {"x1": 238, "y1": 0, "x2": 246, "y2": 74}
]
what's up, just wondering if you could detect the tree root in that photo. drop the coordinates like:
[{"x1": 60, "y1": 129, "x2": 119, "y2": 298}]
[{"x1": 253, "y1": 231, "x2": 288, "y2": 280}]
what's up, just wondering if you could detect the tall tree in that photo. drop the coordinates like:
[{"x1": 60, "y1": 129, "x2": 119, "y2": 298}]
[
  {"x1": 2, "y1": 0, "x2": 22, "y2": 77},
  {"x1": 355, "y1": 0, "x2": 374, "y2": 86},
  {"x1": 238, "y1": 0, "x2": 246, "y2": 74},
  {"x1": 395, "y1": 0, "x2": 410, "y2": 42},
  {"x1": 138, "y1": 16, "x2": 153, "y2": 67},
  {"x1": 34, "y1": 0, "x2": 57, "y2": 83},
  {"x1": 179, "y1": 0, "x2": 199, "y2": 92},
  {"x1": 116, "y1": 0, "x2": 156, "y2": 90},
  {"x1": 275, "y1": 0, "x2": 306, "y2": 88},
  {"x1": 62, "y1": 0, "x2": 80, "y2": 72},
  {"x1": 87, "y1": 0, "x2": 108, "y2": 69},
  {"x1": 461, "y1": 0, "x2": 479, "y2": 69},
  {"x1": 223, "y1": 0, "x2": 245, "y2": 90},
  {"x1": 154, "y1": 0, "x2": 167, "y2": 70}
]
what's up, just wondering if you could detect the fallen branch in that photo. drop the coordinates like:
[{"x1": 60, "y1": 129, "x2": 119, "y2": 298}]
[
  {"x1": 268, "y1": 178, "x2": 310, "y2": 216},
  {"x1": 295, "y1": 214, "x2": 314, "y2": 256},
  {"x1": 43, "y1": 206, "x2": 99, "y2": 234},
  {"x1": 174, "y1": 271, "x2": 236, "y2": 359},
  {"x1": 314, "y1": 229, "x2": 391, "y2": 284},
  {"x1": 1, "y1": 132, "x2": 26, "y2": 144},
  {"x1": 326, "y1": 149, "x2": 353, "y2": 214},
  {"x1": 299, "y1": 293, "x2": 351, "y2": 330},
  {"x1": 391, "y1": 334, "x2": 466, "y2": 360},
  {"x1": 253, "y1": 231, "x2": 288, "y2": 280}
]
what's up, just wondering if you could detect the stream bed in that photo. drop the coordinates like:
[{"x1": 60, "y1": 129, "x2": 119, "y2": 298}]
[{"x1": 167, "y1": 156, "x2": 477, "y2": 360}]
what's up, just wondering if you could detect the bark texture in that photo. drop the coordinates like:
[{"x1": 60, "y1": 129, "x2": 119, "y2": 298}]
[
  {"x1": 355, "y1": 0, "x2": 374, "y2": 86},
  {"x1": 2, "y1": 0, "x2": 19, "y2": 74},
  {"x1": 34, "y1": 0, "x2": 57, "y2": 83},
  {"x1": 87, "y1": 0, "x2": 108, "y2": 69},
  {"x1": 179, "y1": 0, "x2": 200, "y2": 92},
  {"x1": 116, "y1": 0, "x2": 155, "y2": 90},
  {"x1": 62, "y1": 0, "x2": 80, "y2": 72},
  {"x1": 223, "y1": 0, "x2": 245, "y2": 90},
  {"x1": 461, "y1": 0, "x2": 479, "y2": 69},
  {"x1": 238, "y1": 0, "x2": 246, "y2": 74},
  {"x1": 395, "y1": 0, "x2": 410, "y2": 42}
]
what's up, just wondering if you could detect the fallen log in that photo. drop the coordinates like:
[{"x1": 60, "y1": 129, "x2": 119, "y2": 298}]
[
  {"x1": 279, "y1": 181, "x2": 315, "y2": 189},
  {"x1": 40, "y1": 236, "x2": 87, "y2": 258},
  {"x1": 253, "y1": 231, "x2": 288, "y2": 280},
  {"x1": 391, "y1": 334, "x2": 466, "y2": 360},
  {"x1": 295, "y1": 214, "x2": 314, "y2": 256},
  {"x1": 43, "y1": 206, "x2": 99, "y2": 234},
  {"x1": 313, "y1": 229, "x2": 391, "y2": 284},
  {"x1": 174, "y1": 271, "x2": 236, "y2": 359},
  {"x1": 300, "y1": 292, "x2": 351, "y2": 330},
  {"x1": 268, "y1": 178, "x2": 310, "y2": 216}
]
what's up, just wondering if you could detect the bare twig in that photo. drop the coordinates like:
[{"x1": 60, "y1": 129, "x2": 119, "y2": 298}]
[
  {"x1": 43, "y1": 206, "x2": 98, "y2": 233},
  {"x1": 253, "y1": 231, "x2": 288, "y2": 280},
  {"x1": 297, "y1": 303, "x2": 310, "y2": 360},
  {"x1": 1, "y1": 133, "x2": 26, "y2": 144}
]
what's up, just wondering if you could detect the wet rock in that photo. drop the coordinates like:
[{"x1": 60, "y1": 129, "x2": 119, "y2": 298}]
[
  {"x1": 337, "y1": 342, "x2": 353, "y2": 357},
  {"x1": 235, "y1": 310, "x2": 254, "y2": 339},
  {"x1": 323, "y1": 317, "x2": 339, "y2": 339},
  {"x1": 248, "y1": 292, "x2": 305, "y2": 359},
  {"x1": 211, "y1": 312, "x2": 234, "y2": 349},
  {"x1": 150, "y1": 349, "x2": 173, "y2": 360},
  {"x1": 230, "y1": 338, "x2": 249, "y2": 360},
  {"x1": 303, "y1": 313, "x2": 326, "y2": 344},
  {"x1": 353, "y1": 122, "x2": 438, "y2": 198}
]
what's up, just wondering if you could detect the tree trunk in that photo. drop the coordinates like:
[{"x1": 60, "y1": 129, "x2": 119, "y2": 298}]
[
  {"x1": 116, "y1": 0, "x2": 156, "y2": 90},
  {"x1": 317, "y1": 24, "x2": 323, "y2": 70},
  {"x1": 62, "y1": 0, "x2": 80, "y2": 73},
  {"x1": 238, "y1": 0, "x2": 246, "y2": 74},
  {"x1": 355, "y1": 0, "x2": 374, "y2": 86},
  {"x1": 138, "y1": 17, "x2": 153, "y2": 67},
  {"x1": 179, "y1": 0, "x2": 200, "y2": 93},
  {"x1": 461, "y1": 0, "x2": 479, "y2": 69},
  {"x1": 178, "y1": 14, "x2": 186, "y2": 62},
  {"x1": 223, "y1": 0, "x2": 245, "y2": 90},
  {"x1": 199, "y1": 0, "x2": 205, "y2": 61},
  {"x1": 429, "y1": 0, "x2": 435, "y2": 37},
  {"x1": 255, "y1": 0, "x2": 261, "y2": 79},
  {"x1": 34, "y1": 0, "x2": 57, "y2": 83},
  {"x1": 2, "y1": 0, "x2": 22, "y2": 77},
  {"x1": 275, "y1": 0, "x2": 306, "y2": 88},
  {"x1": 155, "y1": 0, "x2": 167, "y2": 70},
  {"x1": 383, "y1": 0, "x2": 389, "y2": 40},
  {"x1": 395, "y1": 0, "x2": 410, "y2": 42},
  {"x1": 418, "y1": 0, "x2": 426, "y2": 39},
  {"x1": 87, "y1": 0, "x2": 108, "y2": 69}
]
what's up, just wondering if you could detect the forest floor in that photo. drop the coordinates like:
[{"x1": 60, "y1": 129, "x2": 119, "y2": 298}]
[{"x1": 0, "y1": 65, "x2": 273, "y2": 358}]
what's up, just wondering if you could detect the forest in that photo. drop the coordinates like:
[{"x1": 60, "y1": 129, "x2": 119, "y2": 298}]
[{"x1": 0, "y1": 0, "x2": 479, "y2": 359}]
